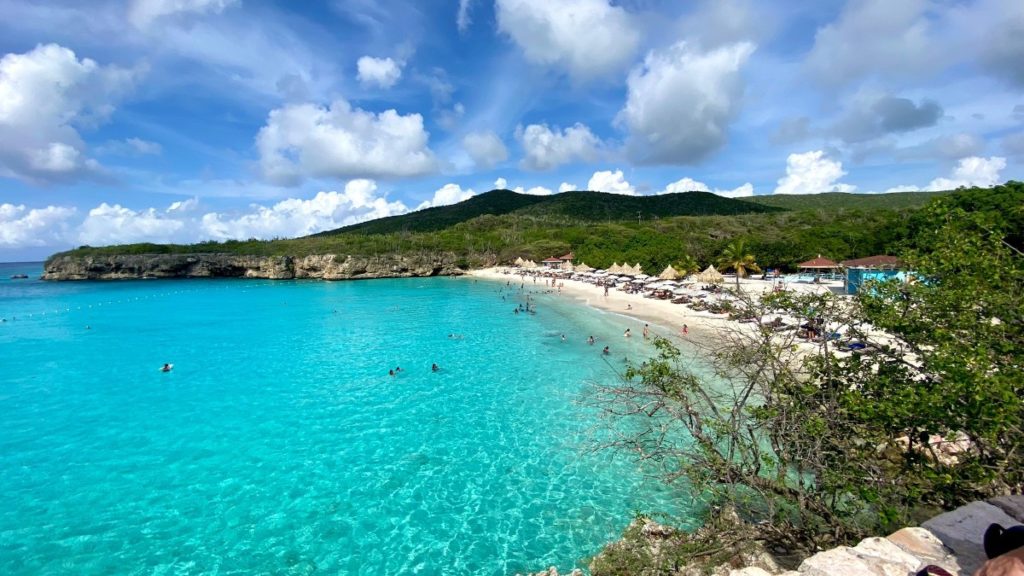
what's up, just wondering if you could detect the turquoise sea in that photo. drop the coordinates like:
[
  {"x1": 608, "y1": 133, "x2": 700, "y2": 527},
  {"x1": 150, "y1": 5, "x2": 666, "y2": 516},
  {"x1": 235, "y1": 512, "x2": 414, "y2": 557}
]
[{"x1": 0, "y1": 262, "x2": 698, "y2": 575}]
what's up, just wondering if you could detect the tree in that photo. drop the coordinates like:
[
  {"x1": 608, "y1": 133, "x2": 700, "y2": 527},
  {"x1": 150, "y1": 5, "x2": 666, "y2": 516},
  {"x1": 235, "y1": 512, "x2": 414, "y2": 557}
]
[
  {"x1": 675, "y1": 254, "x2": 699, "y2": 277},
  {"x1": 718, "y1": 239, "x2": 761, "y2": 289}
]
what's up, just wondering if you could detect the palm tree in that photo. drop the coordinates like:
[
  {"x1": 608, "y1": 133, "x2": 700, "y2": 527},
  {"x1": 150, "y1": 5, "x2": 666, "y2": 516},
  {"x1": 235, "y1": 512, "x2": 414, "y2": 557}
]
[
  {"x1": 718, "y1": 239, "x2": 761, "y2": 289},
  {"x1": 676, "y1": 254, "x2": 699, "y2": 277}
]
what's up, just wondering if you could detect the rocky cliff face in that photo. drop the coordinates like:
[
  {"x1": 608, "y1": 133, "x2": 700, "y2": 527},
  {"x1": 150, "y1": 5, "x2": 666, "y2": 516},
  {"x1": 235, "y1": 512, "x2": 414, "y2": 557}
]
[{"x1": 42, "y1": 253, "x2": 467, "y2": 281}]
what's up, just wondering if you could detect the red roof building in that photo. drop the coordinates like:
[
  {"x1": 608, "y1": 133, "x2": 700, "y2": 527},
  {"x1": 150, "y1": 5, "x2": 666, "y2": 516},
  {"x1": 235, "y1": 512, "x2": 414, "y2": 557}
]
[
  {"x1": 558, "y1": 252, "x2": 575, "y2": 262},
  {"x1": 798, "y1": 256, "x2": 839, "y2": 269},
  {"x1": 541, "y1": 257, "x2": 563, "y2": 268}
]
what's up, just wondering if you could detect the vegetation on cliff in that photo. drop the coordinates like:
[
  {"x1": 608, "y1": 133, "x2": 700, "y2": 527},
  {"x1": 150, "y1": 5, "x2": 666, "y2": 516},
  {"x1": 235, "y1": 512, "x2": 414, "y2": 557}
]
[
  {"x1": 589, "y1": 182, "x2": 1024, "y2": 570},
  {"x1": 48, "y1": 188, "x2": 954, "y2": 274}
]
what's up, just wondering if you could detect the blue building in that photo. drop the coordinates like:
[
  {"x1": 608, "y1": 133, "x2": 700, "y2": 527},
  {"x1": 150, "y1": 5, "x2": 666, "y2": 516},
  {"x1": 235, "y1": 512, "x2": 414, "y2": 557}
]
[{"x1": 842, "y1": 255, "x2": 904, "y2": 295}]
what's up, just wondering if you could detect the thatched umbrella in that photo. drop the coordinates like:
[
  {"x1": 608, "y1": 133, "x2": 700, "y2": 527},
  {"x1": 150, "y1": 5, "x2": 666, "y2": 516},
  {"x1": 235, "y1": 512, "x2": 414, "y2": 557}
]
[
  {"x1": 696, "y1": 265, "x2": 724, "y2": 284},
  {"x1": 560, "y1": 260, "x2": 574, "y2": 272},
  {"x1": 575, "y1": 262, "x2": 594, "y2": 273},
  {"x1": 633, "y1": 263, "x2": 643, "y2": 275},
  {"x1": 514, "y1": 257, "x2": 525, "y2": 266},
  {"x1": 659, "y1": 265, "x2": 680, "y2": 280},
  {"x1": 607, "y1": 262, "x2": 622, "y2": 274}
]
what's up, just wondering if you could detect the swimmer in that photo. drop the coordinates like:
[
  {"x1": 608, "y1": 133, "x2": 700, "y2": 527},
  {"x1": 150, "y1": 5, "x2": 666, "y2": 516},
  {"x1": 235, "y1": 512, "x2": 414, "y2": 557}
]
[
  {"x1": 395, "y1": 366, "x2": 402, "y2": 373},
  {"x1": 602, "y1": 346, "x2": 610, "y2": 355},
  {"x1": 588, "y1": 335, "x2": 595, "y2": 345},
  {"x1": 161, "y1": 363, "x2": 172, "y2": 372},
  {"x1": 643, "y1": 324, "x2": 649, "y2": 339},
  {"x1": 389, "y1": 369, "x2": 395, "y2": 377},
  {"x1": 561, "y1": 334, "x2": 566, "y2": 342},
  {"x1": 432, "y1": 363, "x2": 440, "y2": 372},
  {"x1": 624, "y1": 328, "x2": 632, "y2": 338}
]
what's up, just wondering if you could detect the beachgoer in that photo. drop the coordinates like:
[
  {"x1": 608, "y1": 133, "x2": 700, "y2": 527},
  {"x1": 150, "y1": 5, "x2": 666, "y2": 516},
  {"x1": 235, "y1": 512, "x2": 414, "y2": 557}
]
[
  {"x1": 604, "y1": 285, "x2": 609, "y2": 296},
  {"x1": 389, "y1": 369, "x2": 395, "y2": 377},
  {"x1": 561, "y1": 334, "x2": 566, "y2": 342},
  {"x1": 514, "y1": 308, "x2": 519, "y2": 315},
  {"x1": 161, "y1": 363, "x2": 172, "y2": 372},
  {"x1": 626, "y1": 303, "x2": 632, "y2": 310},
  {"x1": 395, "y1": 366, "x2": 402, "y2": 373},
  {"x1": 624, "y1": 328, "x2": 632, "y2": 338},
  {"x1": 643, "y1": 324, "x2": 649, "y2": 339},
  {"x1": 432, "y1": 363, "x2": 440, "y2": 372},
  {"x1": 683, "y1": 324, "x2": 689, "y2": 335},
  {"x1": 588, "y1": 335, "x2": 595, "y2": 345},
  {"x1": 602, "y1": 346, "x2": 610, "y2": 355}
]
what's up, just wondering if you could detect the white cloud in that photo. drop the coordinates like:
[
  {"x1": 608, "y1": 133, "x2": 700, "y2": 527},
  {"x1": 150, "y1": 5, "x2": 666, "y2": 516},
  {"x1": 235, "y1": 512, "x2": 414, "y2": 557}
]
[
  {"x1": 0, "y1": 44, "x2": 138, "y2": 184},
  {"x1": 457, "y1": 0, "x2": 473, "y2": 32},
  {"x1": 462, "y1": 131, "x2": 508, "y2": 169},
  {"x1": 619, "y1": 41, "x2": 755, "y2": 165},
  {"x1": 678, "y1": 0, "x2": 774, "y2": 50},
  {"x1": 356, "y1": 56, "x2": 403, "y2": 89},
  {"x1": 495, "y1": 0, "x2": 639, "y2": 81},
  {"x1": 0, "y1": 203, "x2": 77, "y2": 247},
  {"x1": 129, "y1": 0, "x2": 238, "y2": 27},
  {"x1": 516, "y1": 123, "x2": 603, "y2": 171},
  {"x1": 96, "y1": 137, "x2": 162, "y2": 156},
  {"x1": 494, "y1": 177, "x2": 509, "y2": 189},
  {"x1": 884, "y1": 185, "x2": 922, "y2": 193},
  {"x1": 78, "y1": 203, "x2": 187, "y2": 246},
  {"x1": 201, "y1": 180, "x2": 409, "y2": 240},
  {"x1": 774, "y1": 150, "x2": 857, "y2": 195},
  {"x1": 558, "y1": 182, "x2": 577, "y2": 192},
  {"x1": 926, "y1": 156, "x2": 1006, "y2": 190},
  {"x1": 806, "y1": 0, "x2": 938, "y2": 87},
  {"x1": 256, "y1": 100, "x2": 437, "y2": 186},
  {"x1": 660, "y1": 177, "x2": 754, "y2": 198},
  {"x1": 416, "y1": 183, "x2": 476, "y2": 210},
  {"x1": 587, "y1": 169, "x2": 636, "y2": 195},
  {"x1": 492, "y1": 176, "x2": 554, "y2": 195}
]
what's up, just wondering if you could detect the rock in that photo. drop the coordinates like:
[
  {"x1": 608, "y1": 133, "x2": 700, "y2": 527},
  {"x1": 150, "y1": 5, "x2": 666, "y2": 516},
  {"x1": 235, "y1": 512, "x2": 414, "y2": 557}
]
[
  {"x1": 728, "y1": 567, "x2": 773, "y2": 576},
  {"x1": 851, "y1": 537, "x2": 923, "y2": 575},
  {"x1": 886, "y1": 527, "x2": 961, "y2": 574},
  {"x1": 799, "y1": 547, "x2": 880, "y2": 576},
  {"x1": 922, "y1": 501, "x2": 1021, "y2": 575},
  {"x1": 42, "y1": 253, "x2": 467, "y2": 281},
  {"x1": 987, "y1": 495, "x2": 1024, "y2": 523}
]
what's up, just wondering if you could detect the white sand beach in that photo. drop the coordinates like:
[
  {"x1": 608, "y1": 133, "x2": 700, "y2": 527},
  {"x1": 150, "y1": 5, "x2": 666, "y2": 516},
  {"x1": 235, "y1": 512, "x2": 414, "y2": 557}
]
[{"x1": 467, "y1": 267, "x2": 845, "y2": 346}]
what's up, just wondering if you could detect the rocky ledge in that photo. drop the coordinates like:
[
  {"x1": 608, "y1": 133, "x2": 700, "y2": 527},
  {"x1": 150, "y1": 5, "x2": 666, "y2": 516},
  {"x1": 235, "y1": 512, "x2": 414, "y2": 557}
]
[{"x1": 42, "y1": 253, "x2": 468, "y2": 281}]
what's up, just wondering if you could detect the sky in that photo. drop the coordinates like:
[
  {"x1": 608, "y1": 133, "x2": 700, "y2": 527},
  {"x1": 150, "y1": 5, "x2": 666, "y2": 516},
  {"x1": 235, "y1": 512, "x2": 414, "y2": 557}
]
[{"x1": 1, "y1": 0, "x2": 1022, "y2": 261}]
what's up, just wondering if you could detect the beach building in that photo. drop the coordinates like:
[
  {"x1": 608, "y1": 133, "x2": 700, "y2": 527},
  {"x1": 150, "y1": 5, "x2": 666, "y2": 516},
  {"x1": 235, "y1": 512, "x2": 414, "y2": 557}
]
[
  {"x1": 558, "y1": 252, "x2": 575, "y2": 264},
  {"x1": 798, "y1": 255, "x2": 840, "y2": 281},
  {"x1": 842, "y1": 255, "x2": 904, "y2": 294},
  {"x1": 541, "y1": 257, "x2": 564, "y2": 269}
]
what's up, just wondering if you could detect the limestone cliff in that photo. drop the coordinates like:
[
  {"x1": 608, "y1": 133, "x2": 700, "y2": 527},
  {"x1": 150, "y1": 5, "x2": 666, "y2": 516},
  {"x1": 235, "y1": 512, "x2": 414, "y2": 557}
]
[{"x1": 42, "y1": 253, "x2": 467, "y2": 281}]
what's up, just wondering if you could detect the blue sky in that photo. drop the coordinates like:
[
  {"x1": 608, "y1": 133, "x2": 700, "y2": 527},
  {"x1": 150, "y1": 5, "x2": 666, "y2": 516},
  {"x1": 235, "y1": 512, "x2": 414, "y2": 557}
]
[{"x1": 1, "y1": 0, "x2": 1022, "y2": 260}]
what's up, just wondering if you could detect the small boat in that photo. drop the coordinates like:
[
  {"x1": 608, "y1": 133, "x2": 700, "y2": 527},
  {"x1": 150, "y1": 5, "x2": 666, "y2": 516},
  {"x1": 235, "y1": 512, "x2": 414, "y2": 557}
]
[{"x1": 10, "y1": 274, "x2": 28, "y2": 279}]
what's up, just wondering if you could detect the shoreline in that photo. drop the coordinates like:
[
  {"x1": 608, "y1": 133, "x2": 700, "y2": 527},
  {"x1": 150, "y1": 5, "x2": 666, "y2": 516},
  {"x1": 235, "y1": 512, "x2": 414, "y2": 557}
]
[{"x1": 466, "y1": 267, "x2": 843, "y2": 347}]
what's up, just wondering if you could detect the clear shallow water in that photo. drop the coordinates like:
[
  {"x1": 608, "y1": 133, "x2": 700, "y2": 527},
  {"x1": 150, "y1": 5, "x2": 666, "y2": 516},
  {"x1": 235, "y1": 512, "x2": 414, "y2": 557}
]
[{"x1": 0, "y1": 263, "x2": 697, "y2": 575}]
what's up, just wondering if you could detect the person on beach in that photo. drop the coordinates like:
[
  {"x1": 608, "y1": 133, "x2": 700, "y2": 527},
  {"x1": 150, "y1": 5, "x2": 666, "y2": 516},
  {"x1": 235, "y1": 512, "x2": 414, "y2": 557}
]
[
  {"x1": 643, "y1": 324, "x2": 649, "y2": 339},
  {"x1": 626, "y1": 303, "x2": 632, "y2": 310},
  {"x1": 588, "y1": 335, "x2": 595, "y2": 345},
  {"x1": 683, "y1": 324, "x2": 689, "y2": 335}
]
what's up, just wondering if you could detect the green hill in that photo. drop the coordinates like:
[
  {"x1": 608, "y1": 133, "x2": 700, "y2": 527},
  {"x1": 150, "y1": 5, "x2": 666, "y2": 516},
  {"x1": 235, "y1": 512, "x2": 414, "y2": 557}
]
[
  {"x1": 743, "y1": 191, "x2": 948, "y2": 211},
  {"x1": 323, "y1": 189, "x2": 779, "y2": 235}
]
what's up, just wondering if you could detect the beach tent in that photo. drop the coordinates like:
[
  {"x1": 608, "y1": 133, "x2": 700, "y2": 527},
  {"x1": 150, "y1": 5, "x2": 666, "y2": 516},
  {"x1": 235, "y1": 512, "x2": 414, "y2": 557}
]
[
  {"x1": 659, "y1": 265, "x2": 680, "y2": 280},
  {"x1": 696, "y1": 265, "x2": 724, "y2": 284}
]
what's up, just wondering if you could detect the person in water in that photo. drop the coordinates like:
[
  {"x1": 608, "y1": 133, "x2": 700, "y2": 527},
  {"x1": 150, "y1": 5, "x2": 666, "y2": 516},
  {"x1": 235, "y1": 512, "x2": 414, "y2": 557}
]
[
  {"x1": 389, "y1": 369, "x2": 395, "y2": 377},
  {"x1": 587, "y1": 335, "x2": 595, "y2": 345},
  {"x1": 602, "y1": 346, "x2": 610, "y2": 355},
  {"x1": 161, "y1": 363, "x2": 172, "y2": 372},
  {"x1": 624, "y1": 328, "x2": 632, "y2": 338},
  {"x1": 432, "y1": 363, "x2": 440, "y2": 372},
  {"x1": 643, "y1": 324, "x2": 649, "y2": 339}
]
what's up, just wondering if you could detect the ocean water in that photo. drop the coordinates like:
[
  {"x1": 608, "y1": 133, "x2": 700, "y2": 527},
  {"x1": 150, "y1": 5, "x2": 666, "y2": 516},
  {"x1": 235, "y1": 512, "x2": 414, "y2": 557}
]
[{"x1": 0, "y1": 262, "x2": 698, "y2": 575}]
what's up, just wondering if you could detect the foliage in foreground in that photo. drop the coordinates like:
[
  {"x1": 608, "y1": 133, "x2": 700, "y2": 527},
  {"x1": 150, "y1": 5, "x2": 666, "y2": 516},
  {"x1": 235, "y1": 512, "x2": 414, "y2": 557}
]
[{"x1": 590, "y1": 186, "x2": 1023, "y2": 552}]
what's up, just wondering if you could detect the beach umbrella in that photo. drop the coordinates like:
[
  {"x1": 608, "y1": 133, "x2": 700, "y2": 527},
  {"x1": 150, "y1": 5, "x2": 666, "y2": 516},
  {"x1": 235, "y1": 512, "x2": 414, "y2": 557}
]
[
  {"x1": 514, "y1": 257, "x2": 524, "y2": 266},
  {"x1": 575, "y1": 262, "x2": 594, "y2": 273},
  {"x1": 633, "y1": 263, "x2": 643, "y2": 275},
  {"x1": 607, "y1": 263, "x2": 621, "y2": 274},
  {"x1": 696, "y1": 265, "x2": 724, "y2": 284},
  {"x1": 659, "y1": 265, "x2": 679, "y2": 280}
]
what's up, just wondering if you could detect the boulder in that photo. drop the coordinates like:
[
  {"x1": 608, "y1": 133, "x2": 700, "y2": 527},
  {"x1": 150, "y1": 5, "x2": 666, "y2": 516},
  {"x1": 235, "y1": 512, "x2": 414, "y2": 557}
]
[{"x1": 922, "y1": 501, "x2": 1021, "y2": 575}]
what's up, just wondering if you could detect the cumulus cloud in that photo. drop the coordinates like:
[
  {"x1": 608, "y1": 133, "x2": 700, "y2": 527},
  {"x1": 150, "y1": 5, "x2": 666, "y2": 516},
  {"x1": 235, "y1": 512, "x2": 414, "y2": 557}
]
[
  {"x1": 0, "y1": 44, "x2": 139, "y2": 184},
  {"x1": 256, "y1": 100, "x2": 437, "y2": 185},
  {"x1": 462, "y1": 131, "x2": 508, "y2": 169},
  {"x1": 774, "y1": 151, "x2": 857, "y2": 195},
  {"x1": 77, "y1": 203, "x2": 188, "y2": 246},
  {"x1": 806, "y1": 0, "x2": 939, "y2": 86},
  {"x1": 516, "y1": 123, "x2": 603, "y2": 171},
  {"x1": 495, "y1": 0, "x2": 639, "y2": 81},
  {"x1": 356, "y1": 56, "x2": 403, "y2": 89},
  {"x1": 416, "y1": 183, "x2": 476, "y2": 210},
  {"x1": 558, "y1": 182, "x2": 577, "y2": 192},
  {"x1": 660, "y1": 177, "x2": 754, "y2": 198},
  {"x1": 129, "y1": 0, "x2": 238, "y2": 28},
  {"x1": 619, "y1": 41, "x2": 754, "y2": 165},
  {"x1": 678, "y1": 0, "x2": 774, "y2": 50},
  {"x1": 492, "y1": 176, "x2": 554, "y2": 195},
  {"x1": 926, "y1": 156, "x2": 1006, "y2": 190},
  {"x1": 0, "y1": 203, "x2": 77, "y2": 247},
  {"x1": 832, "y1": 92, "x2": 944, "y2": 143},
  {"x1": 587, "y1": 169, "x2": 636, "y2": 195}
]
